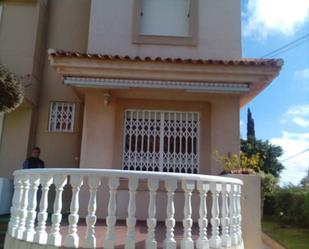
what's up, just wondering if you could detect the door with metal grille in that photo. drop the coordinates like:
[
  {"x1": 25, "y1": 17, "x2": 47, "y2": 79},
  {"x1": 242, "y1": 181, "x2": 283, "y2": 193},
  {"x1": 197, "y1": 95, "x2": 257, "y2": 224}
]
[{"x1": 122, "y1": 110, "x2": 199, "y2": 173}]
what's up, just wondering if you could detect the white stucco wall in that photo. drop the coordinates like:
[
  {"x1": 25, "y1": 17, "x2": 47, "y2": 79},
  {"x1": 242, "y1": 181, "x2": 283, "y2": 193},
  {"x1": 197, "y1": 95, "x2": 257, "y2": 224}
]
[{"x1": 88, "y1": 0, "x2": 242, "y2": 59}]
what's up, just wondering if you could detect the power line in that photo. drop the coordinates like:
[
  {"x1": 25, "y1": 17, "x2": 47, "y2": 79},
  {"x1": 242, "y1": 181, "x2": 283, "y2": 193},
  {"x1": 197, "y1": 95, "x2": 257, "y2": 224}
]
[
  {"x1": 280, "y1": 148, "x2": 309, "y2": 163},
  {"x1": 261, "y1": 33, "x2": 309, "y2": 58}
]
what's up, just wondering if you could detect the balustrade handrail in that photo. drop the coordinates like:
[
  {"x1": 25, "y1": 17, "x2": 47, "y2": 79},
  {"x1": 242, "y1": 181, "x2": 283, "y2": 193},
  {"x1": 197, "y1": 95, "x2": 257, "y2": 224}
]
[
  {"x1": 13, "y1": 168, "x2": 243, "y2": 185},
  {"x1": 6, "y1": 168, "x2": 244, "y2": 249}
]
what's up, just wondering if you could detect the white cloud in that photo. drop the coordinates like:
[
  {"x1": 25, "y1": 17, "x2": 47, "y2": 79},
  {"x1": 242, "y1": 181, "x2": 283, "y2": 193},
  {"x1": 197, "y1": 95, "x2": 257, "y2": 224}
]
[
  {"x1": 292, "y1": 117, "x2": 309, "y2": 127},
  {"x1": 243, "y1": 0, "x2": 309, "y2": 38},
  {"x1": 294, "y1": 68, "x2": 309, "y2": 79},
  {"x1": 284, "y1": 104, "x2": 309, "y2": 127},
  {"x1": 271, "y1": 131, "x2": 309, "y2": 185}
]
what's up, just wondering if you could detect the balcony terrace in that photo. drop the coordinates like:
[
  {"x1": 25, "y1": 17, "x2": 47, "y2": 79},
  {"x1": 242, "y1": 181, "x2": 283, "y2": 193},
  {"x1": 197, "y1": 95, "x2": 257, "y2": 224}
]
[{"x1": 4, "y1": 169, "x2": 243, "y2": 249}]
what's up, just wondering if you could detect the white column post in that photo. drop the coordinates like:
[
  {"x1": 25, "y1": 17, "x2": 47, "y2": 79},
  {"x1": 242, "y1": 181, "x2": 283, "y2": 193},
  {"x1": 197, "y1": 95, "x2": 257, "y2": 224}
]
[
  {"x1": 24, "y1": 174, "x2": 40, "y2": 242},
  {"x1": 236, "y1": 184, "x2": 243, "y2": 247},
  {"x1": 8, "y1": 175, "x2": 23, "y2": 237},
  {"x1": 125, "y1": 177, "x2": 139, "y2": 249},
  {"x1": 210, "y1": 182, "x2": 221, "y2": 248},
  {"x1": 181, "y1": 180, "x2": 195, "y2": 249},
  {"x1": 104, "y1": 177, "x2": 120, "y2": 249},
  {"x1": 221, "y1": 183, "x2": 231, "y2": 248},
  {"x1": 34, "y1": 174, "x2": 53, "y2": 244},
  {"x1": 163, "y1": 179, "x2": 177, "y2": 249},
  {"x1": 146, "y1": 178, "x2": 159, "y2": 249},
  {"x1": 16, "y1": 175, "x2": 30, "y2": 240},
  {"x1": 229, "y1": 184, "x2": 238, "y2": 246},
  {"x1": 84, "y1": 175, "x2": 101, "y2": 248},
  {"x1": 196, "y1": 181, "x2": 209, "y2": 249},
  {"x1": 47, "y1": 174, "x2": 67, "y2": 247},
  {"x1": 64, "y1": 175, "x2": 84, "y2": 248}
]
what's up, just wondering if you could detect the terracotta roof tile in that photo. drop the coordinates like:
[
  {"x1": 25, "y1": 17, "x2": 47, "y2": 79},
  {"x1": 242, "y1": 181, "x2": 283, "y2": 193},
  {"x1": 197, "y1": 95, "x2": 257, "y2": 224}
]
[{"x1": 48, "y1": 49, "x2": 284, "y2": 67}]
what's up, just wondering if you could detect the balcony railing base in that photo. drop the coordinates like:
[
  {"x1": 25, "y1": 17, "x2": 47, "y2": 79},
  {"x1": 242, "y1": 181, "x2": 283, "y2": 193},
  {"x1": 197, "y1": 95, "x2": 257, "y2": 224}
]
[{"x1": 5, "y1": 233, "x2": 246, "y2": 249}]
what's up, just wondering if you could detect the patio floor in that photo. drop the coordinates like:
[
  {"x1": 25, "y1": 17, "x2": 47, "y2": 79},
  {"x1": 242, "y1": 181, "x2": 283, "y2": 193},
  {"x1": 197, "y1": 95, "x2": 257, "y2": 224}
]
[{"x1": 57, "y1": 220, "x2": 201, "y2": 249}]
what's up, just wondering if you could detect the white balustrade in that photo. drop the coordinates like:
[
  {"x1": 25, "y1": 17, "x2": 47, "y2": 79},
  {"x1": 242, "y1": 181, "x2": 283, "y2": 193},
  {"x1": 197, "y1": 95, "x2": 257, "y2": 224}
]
[
  {"x1": 6, "y1": 169, "x2": 243, "y2": 249},
  {"x1": 236, "y1": 185, "x2": 243, "y2": 247},
  {"x1": 230, "y1": 184, "x2": 238, "y2": 246},
  {"x1": 16, "y1": 175, "x2": 30, "y2": 240},
  {"x1": 34, "y1": 174, "x2": 53, "y2": 244},
  {"x1": 64, "y1": 175, "x2": 84, "y2": 248},
  {"x1": 84, "y1": 175, "x2": 101, "y2": 248},
  {"x1": 24, "y1": 174, "x2": 40, "y2": 242},
  {"x1": 164, "y1": 179, "x2": 177, "y2": 249},
  {"x1": 47, "y1": 174, "x2": 67, "y2": 247},
  {"x1": 104, "y1": 177, "x2": 120, "y2": 249},
  {"x1": 196, "y1": 181, "x2": 209, "y2": 249},
  {"x1": 210, "y1": 182, "x2": 221, "y2": 248},
  {"x1": 125, "y1": 177, "x2": 139, "y2": 249},
  {"x1": 221, "y1": 183, "x2": 231, "y2": 248},
  {"x1": 146, "y1": 178, "x2": 159, "y2": 249},
  {"x1": 181, "y1": 180, "x2": 195, "y2": 249},
  {"x1": 7, "y1": 175, "x2": 23, "y2": 237}
]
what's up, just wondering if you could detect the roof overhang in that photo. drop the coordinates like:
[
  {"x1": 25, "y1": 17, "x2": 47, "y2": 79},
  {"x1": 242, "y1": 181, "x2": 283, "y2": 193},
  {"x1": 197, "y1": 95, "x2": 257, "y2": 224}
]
[{"x1": 48, "y1": 49, "x2": 283, "y2": 107}]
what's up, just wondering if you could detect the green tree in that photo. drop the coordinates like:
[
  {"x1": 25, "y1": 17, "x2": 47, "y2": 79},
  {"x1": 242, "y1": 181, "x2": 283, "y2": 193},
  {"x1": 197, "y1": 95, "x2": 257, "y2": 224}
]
[
  {"x1": 247, "y1": 108, "x2": 255, "y2": 140},
  {"x1": 241, "y1": 138, "x2": 284, "y2": 177},
  {"x1": 0, "y1": 64, "x2": 23, "y2": 112},
  {"x1": 300, "y1": 167, "x2": 309, "y2": 187}
]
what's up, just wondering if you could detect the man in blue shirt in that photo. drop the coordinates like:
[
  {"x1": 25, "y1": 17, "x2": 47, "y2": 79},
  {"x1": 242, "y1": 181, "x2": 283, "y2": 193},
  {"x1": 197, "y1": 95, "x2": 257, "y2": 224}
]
[{"x1": 23, "y1": 147, "x2": 45, "y2": 169}]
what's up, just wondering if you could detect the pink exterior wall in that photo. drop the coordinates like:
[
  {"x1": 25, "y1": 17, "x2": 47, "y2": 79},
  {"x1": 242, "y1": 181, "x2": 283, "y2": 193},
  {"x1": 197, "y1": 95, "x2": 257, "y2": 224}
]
[
  {"x1": 88, "y1": 0, "x2": 242, "y2": 59},
  {"x1": 79, "y1": 89, "x2": 240, "y2": 174}
]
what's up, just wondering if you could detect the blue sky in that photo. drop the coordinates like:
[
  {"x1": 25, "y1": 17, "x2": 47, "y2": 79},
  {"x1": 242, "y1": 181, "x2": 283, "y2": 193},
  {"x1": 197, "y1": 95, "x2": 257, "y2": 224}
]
[{"x1": 240, "y1": 0, "x2": 309, "y2": 185}]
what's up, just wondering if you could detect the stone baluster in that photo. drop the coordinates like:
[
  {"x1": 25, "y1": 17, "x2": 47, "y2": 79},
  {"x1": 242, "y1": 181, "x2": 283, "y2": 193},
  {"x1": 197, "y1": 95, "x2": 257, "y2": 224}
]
[
  {"x1": 229, "y1": 184, "x2": 238, "y2": 246},
  {"x1": 47, "y1": 174, "x2": 67, "y2": 247},
  {"x1": 181, "y1": 180, "x2": 195, "y2": 249},
  {"x1": 236, "y1": 184, "x2": 243, "y2": 246},
  {"x1": 64, "y1": 175, "x2": 84, "y2": 248},
  {"x1": 104, "y1": 177, "x2": 120, "y2": 249},
  {"x1": 34, "y1": 175, "x2": 53, "y2": 244},
  {"x1": 8, "y1": 175, "x2": 23, "y2": 237},
  {"x1": 125, "y1": 177, "x2": 139, "y2": 249},
  {"x1": 146, "y1": 178, "x2": 159, "y2": 249},
  {"x1": 196, "y1": 181, "x2": 209, "y2": 249},
  {"x1": 210, "y1": 182, "x2": 221, "y2": 248},
  {"x1": 24, "y1": 174, "x2": 40, "y2": 242},
  {"x1": 16, "y1": 175, "x2": 30, "y2": 240},
  {"x1": 84, "y1": 175, "x2": 101, "y2": 248},
  {"x1": 221, "y1": 183, "x2": 231, "y2": 248},
  {"x1": 163, "y1": 179, "x2": 177, "y2": 249}
]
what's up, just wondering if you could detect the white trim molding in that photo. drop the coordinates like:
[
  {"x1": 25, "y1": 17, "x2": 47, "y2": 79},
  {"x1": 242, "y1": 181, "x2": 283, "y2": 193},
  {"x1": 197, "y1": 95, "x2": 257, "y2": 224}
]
[{"x1": 64, "y1": 77, "x2": 250, "y2": 94}]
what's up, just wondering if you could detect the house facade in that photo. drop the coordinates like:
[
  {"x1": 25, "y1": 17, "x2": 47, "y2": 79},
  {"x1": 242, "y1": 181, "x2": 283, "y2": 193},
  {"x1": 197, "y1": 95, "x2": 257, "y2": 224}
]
[
  {"x1": 0, "y1": 0, "x2": 281, "y2": 177},
  {"x1": 1, "y1": 1, "x2": 282, "y2": 249}
]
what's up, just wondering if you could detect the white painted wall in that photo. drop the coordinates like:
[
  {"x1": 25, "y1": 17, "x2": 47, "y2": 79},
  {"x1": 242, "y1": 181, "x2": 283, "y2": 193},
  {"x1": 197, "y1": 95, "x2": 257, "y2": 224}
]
[{"x1": 88, "y1": 0, "x2": 242, "y2": 59}]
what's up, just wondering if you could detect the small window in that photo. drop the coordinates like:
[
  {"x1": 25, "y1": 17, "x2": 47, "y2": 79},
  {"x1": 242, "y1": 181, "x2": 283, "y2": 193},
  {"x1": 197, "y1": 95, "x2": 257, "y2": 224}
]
[
  {"x1": 48, "y1": 102, "x2": 75, "y2": 132},
  {"x1": 133, "y1": 0, "x2": 198, "y2": 46}
]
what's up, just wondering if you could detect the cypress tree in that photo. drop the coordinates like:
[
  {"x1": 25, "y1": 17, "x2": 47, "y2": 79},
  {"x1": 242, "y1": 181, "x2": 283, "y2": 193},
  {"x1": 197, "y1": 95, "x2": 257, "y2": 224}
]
[{"x1": 247, "y1": 108, "x2": 255, "y2": 140}]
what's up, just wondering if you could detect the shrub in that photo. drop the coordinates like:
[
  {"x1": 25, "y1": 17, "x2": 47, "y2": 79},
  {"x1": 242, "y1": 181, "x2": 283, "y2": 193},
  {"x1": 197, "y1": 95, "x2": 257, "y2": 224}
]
[
  {"x1": 264, "y1": 186, "x2": 309, "y2": 228},
  {"x1": 0, "y1": 64, "x2": 23, "y2": 112}
]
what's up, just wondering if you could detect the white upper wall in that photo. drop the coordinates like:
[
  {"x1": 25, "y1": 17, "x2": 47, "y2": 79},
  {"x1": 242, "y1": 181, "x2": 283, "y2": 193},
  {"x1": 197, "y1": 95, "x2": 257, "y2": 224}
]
[{"x1": 88, "y1": 0, "x2": 242, "y2": 59}]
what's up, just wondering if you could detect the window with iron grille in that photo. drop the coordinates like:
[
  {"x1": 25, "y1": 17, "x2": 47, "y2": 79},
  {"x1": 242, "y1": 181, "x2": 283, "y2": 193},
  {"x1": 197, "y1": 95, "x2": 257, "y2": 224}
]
[
  {"x1": 122, "y1": 110, "x2": 199, "y2": 173},
  {"x1": 48, "y1": 102, "x2": 75, "y2": 132}
]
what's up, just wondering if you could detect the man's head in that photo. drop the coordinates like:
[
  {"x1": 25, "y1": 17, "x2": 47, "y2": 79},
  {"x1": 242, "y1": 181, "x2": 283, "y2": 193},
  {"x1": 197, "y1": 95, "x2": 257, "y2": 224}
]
[{"x1": 31, "y1": 147, "x2": 41, "y2": 158}]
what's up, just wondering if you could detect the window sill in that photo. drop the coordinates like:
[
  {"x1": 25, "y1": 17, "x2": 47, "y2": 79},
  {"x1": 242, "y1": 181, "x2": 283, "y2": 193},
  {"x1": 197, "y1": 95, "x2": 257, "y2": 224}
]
[{"x1": 133, "y1": 34, "x2": 197, "y2": 46}]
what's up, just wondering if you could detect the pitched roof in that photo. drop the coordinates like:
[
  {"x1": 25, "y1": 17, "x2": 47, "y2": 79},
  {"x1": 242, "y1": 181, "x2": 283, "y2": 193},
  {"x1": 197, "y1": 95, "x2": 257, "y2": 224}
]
[{"x1": 48, "y1": 49, "x2": 283, "y2": 68}]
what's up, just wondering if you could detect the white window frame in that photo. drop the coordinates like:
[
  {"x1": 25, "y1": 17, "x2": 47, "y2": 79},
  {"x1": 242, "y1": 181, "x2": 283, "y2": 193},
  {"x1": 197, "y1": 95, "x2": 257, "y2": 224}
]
[
  {"x1": 48, "y1": 101, "x2": 76, "y2": 132},
  {"x1": 122, "y1": 109, "x2": 200, "y2": 173}
]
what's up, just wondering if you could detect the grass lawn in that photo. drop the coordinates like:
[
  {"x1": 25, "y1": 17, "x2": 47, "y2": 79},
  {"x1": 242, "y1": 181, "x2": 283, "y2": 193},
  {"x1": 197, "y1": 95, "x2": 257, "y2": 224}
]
[{"x1": 262, "y1": 217, "x2": 309, "y2": 249}]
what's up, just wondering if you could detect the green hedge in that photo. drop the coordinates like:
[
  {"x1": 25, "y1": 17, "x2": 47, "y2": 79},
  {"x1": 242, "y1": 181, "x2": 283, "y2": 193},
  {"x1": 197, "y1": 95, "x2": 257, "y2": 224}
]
[{"x1": 263, "y1": 186, "x2": 309, "y2": 228}]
